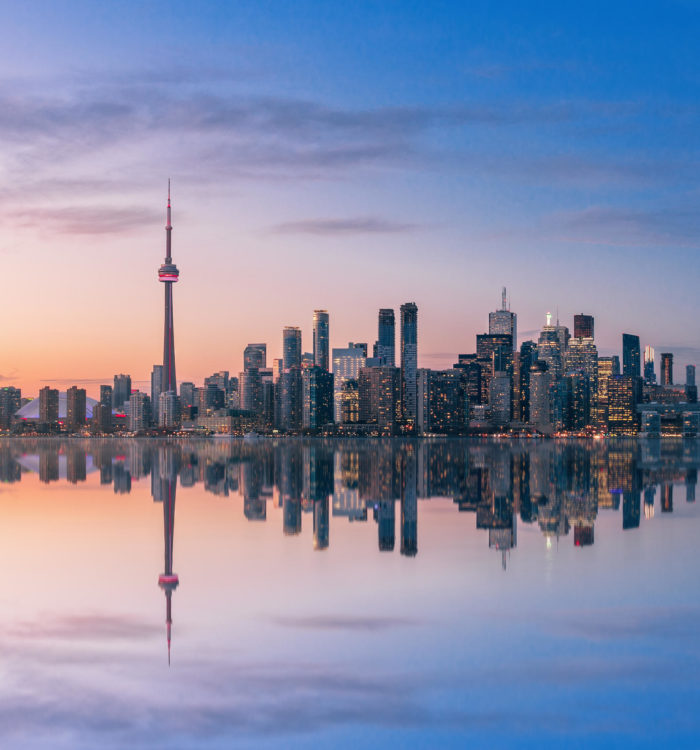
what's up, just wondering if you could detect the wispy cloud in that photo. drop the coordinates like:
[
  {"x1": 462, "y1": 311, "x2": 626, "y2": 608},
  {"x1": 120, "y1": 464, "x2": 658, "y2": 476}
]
[
  {"x1": 271, "y1": 614, "x2": 422, "y2": 631},
  {"x1": 269, "y1": 216, "x2": 419, "y2": 236},
  {"x1": 9, "y1": 206, "x2": 160, "y2": 235}
]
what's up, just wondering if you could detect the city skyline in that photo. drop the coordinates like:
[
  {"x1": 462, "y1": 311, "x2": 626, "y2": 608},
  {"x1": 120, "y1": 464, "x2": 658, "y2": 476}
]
[{"x1": 1, "y1": 2, "x2": 699, "y2": 395}]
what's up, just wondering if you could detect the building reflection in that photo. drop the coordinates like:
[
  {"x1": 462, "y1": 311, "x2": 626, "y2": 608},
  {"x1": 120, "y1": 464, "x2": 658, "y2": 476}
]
[{"x1": 2, "y1": 437, "x2": 700, "y2": 568}]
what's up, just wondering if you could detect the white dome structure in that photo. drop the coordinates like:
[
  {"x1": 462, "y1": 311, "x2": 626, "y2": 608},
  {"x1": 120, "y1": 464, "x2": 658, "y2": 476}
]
[{"x1": 15, "y1": 392, "x2": 99, "y2": 420}]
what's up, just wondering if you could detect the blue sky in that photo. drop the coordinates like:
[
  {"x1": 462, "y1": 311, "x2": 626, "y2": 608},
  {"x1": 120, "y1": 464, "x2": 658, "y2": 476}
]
[{"x1": 0, "y1": 1, "x2": 698, "y2": 392}]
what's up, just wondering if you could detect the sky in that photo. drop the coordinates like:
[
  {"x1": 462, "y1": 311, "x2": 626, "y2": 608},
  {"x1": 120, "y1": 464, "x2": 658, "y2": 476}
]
[{"x1": 0, "y1": 0, "x2": 699, "y2": 397}]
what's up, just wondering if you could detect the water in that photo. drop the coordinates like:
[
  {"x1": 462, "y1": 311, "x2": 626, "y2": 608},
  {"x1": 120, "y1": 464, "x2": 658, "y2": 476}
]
[{"x1": 0, "y1": 437, "x2": 698, "y2": 749}]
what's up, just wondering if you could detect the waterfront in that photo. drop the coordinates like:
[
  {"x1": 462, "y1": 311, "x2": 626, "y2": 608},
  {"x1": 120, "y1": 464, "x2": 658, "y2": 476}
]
[{"x1": 0, "y1": 438, "x2": 698, "y2": 749}]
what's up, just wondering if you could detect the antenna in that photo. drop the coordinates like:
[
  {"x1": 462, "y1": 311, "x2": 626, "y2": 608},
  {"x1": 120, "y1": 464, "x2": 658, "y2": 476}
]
[{"x1": 501, "y1": 286, "x2": 507, "y2": 311}]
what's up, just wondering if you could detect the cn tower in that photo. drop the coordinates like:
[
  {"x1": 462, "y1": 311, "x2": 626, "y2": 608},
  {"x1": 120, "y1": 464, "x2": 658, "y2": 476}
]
[{"x1": 159, "y1": 181, "x2": 179, "y2": 392}]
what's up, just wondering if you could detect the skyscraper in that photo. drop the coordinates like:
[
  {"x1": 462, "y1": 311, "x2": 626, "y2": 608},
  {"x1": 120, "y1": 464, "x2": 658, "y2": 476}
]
[
  {"x1": 622, "y1": 334, "x2": 641, "y2": 378},
  {"x1": 332, "y1": 343, "x2": 367, "y2": 422},
  {"x1": 244, "y1": 343, "x2": 267, "y2": 370},
  {"x1": 661, "y1": 353, "x2": 673, "y2": 386},
  {"x1": 377, "y1": 309, "x2": 396, "y2": 366},
  {"x1": 489, "y1": 287, "x2": 517, "y2": 350},
  {"x1": 313, "y1": 310, "x2": 330, "y2": 371},
  {"x1": 39, "y1": 386, "x2": 59, "y2": 424},
  {"x1": 113, "y1": 374, "x2": 131, "y2": 410},
  {"x1": 686, "y1": 364, "x2": 696, "y2": 387},
  {"x1": 151, "y1": 365, "x2": 164, "y2": 425},
  {"x1": 66, "y1": 386, "x2": 86, "y2": 430},
  {"x1": 644, "y1": 345, "x2": 656, "y2": 384},
  {"x1": 302, "y1": 366, "x2": 334, "y2": 429},
  {"x1": 159, "y1": 182, "x2": 179, "y2": 394},
  {"x1": 400, "y1": 302, "x2": 418, "y2": 423},
  {"x1": 283, "y1": 327, "x2": 302, "y2": 370},
  {"x1": 573, "y1": 314, "x2": 594, "y2": 339}
]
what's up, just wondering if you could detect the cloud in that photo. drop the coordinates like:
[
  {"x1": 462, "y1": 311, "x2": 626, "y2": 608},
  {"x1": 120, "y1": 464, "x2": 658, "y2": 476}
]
[
  {"x1": 9, "y1": 206, "x2": 161, "y2": 235},
  {"x1": 269, "y1": 216, "x2": 419, "y2": 236},
  {"x1": 6, "y1": 614, "x2": 161, "y2": 640},
  {"x1": 552, "y1": 205, "x2": 700, "y2": 248},
  {"x1": 39, "y1": 377, "x2": 112, "y2": 384},
  {"x1": 271, "y1": 614, "x2": 421, "y2": 631}
]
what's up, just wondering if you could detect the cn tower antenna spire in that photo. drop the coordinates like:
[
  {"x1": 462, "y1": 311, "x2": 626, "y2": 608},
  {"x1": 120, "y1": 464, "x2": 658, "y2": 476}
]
[{"x1": 159, "y1": 181, "x2": 179, "y2": 393}]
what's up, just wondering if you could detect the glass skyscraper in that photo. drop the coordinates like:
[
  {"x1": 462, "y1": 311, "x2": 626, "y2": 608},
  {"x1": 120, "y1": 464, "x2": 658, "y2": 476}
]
[
  {"x1": 622, "y1": 333, "x2": 641, "y2": 378},
  {"x1": 313, "y1": 310, "x2": 330, "y2": 371},
  {"x1": 400, "y1": 302, "x2": 418, "y2": 424},
  {"x1": 282, "y1": 327, "x2": 302, "y2": 370},
  {"x1": 377, "y1": 309, "x2": 396, "y2": 366}
]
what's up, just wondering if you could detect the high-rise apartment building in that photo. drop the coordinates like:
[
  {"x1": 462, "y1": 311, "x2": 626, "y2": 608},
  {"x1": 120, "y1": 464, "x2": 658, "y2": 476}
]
[
  {"x1": 622, "y1": 334, "x2": 641, "y2": 378},
  {"x1": 113, "y1": 374, "x2": 131, "y2": 410},
  {"x1": 608, "y1": 375, "x2": 637, "y2": 435},
  {"x1": 488, "y1": 288, "x2": 517, "y2": 350},
  {"x1": 517, "y1": 341, "x2": 537, "y2": 423},
  {"x1": 687, "y1": 364, "x2": 696, "y2": 387},
  {"x1": 312, "y1": 310, "x2": 330, "y2": 371},
  {"x1": 159, "y1": 391, "x2": 181, "y2": 430},
  {"x1": 400, "y1": 302, "x2": 418, "y2": 424},
  {"x1": 0, "y1": 387, "x2": 21, "y2": 429},
  {"x1": 528, "y1": 361, "x2": 551, "y2": 433},
  {"x1": 302, "y1": 366, "x2": 334, "y2": 429},
  {"x1": 359, "y1": 366, "x2": 401, "y2": 430},
  {"x1": 417, "y1": 369, "x2": 467, "y2": 433},
  {"x1": 573, "y1": 314, "x2": 594, "y2": 339},
  {"x1": 283, "y1": 327, "x2": 302, "y2": 370},
  {"x1": 39, "y1": 386, "x2": 59, "y2": 424},
  {"x1": 660, "y1": 353, "x2": 673, "y2": 386},
  {"x1": 151, "y1": 365, "x2": 164, "y2": 425},
  {"x1": 376, "y1": 309, "x2": 395, "y2": 366},
  {"x1": 129, "y1": 391, "x2": 150, "y2": 432},
  {"x1": 66, "y1": 386, "x2": 86, "y2": 430},
  {"x1": 537, "y1": 314, "x2": 570, "y2": 380}
]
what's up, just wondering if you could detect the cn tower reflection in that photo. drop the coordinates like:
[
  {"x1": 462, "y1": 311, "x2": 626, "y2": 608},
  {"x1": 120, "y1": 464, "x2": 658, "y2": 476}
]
[{"x1": 152, "y1": 445, "x2": 179, "y2": 665}]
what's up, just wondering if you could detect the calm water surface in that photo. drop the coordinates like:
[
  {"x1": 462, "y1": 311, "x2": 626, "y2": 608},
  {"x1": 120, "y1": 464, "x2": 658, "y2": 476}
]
[{"x1": 0, "y1": 437, "x2": 698, "y2": 749}]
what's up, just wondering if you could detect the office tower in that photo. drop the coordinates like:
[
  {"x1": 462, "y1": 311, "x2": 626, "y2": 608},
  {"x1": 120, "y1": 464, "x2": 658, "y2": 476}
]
[
  {"x1": 417, "y1": 369, "x2": 468, "y2": 433},
  {"x1": 400, "y1": 302, "x2": 418, "y2": 423},
  {"x1": 660, "y1": 352, "x2": 673, "y2": 386},
  {"x1": 537, "y1": 313, "x2": 570, "y2": 380},
  {"x1": 518, "y1": 341, "x2": 537, "y2": 423},
  {"x1": 608, "y1": 375, "x2": 637, "y2": 435},
  {"x1": 151, "y1": 365, "x2": 164, "y2": 425},
  {"x1": 489, "y1": 372, "x2": 511, "y2": 427},
  {"x1": 644, "y1": 345, "x2": 656, "y2": 384},
  {"x1": 377, "y1": 309, "x2": 395, "y2": 366},
  {"x1": 489, "y1": 287, "x2": 517, "y2": 350},
  {"x1": 159, "y1": 391, "x2": 181, "y2": 429},
  {"x1": 39, "y1": 386, "x2": 59, "y2": 424},
  {"x1": 92, "y1": 402, "x2": 112, "y2": 433},
  {"x1": 596, "y1": 357, "x2": 618, "y2": 430},
  {"x1": 301, "y1": 352, "x2": 314, "y2": 369},
  {"x1": 205, "y1": 371, "x2": 229, "y2": 392},
  {"x1": 528, "y1": 361, "x2": 551, "y2": 433},
  {"x1": 687, "y1": 365, "x2": 696, "y2": 386},
  {"x1": 622, "y1": 334, "x2": 641, "y2": 378},
  {"x1": 0, "y1": 386, "x2": 21, "y2": 429},
  {"x1": 358, "y1": 366, "x2": 401, "y2": 430},
  {"x1": 66, "y1": 386, "x2": 86, "y2": 430},
  {"x1": 312, "y1": 310, "x2": 330, "y2": 371},
  {"x1": 302, "y1": 366, "x2": 334, "y2": 429},
  {"x1": 113, "y1": 374, "x2": 131, "y2": 410},
  {"x1": 244, "y1": 343, "x2": 267, "y2": 371},
  {"x1": 282, "y1": 326, "x2": 302, "y2": 369},
  {"x1": 573, "y1": 314, "x2": 594, "y2": 339},
  {"x1": 562, "y1": 372, "x2": 590, "y2": 429},
  {"x1": 332, "y1": 343, "x2": 367, "y2": 422},
  {"x1": 453, "y1": 354, "x2": 482, "y2": 416},
  {"x1": 129, "y1": 391, "x2": 150, "y2": 431},
  {"x1": 159, "y1": 182, "x2": 179, "y2": 394}
]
